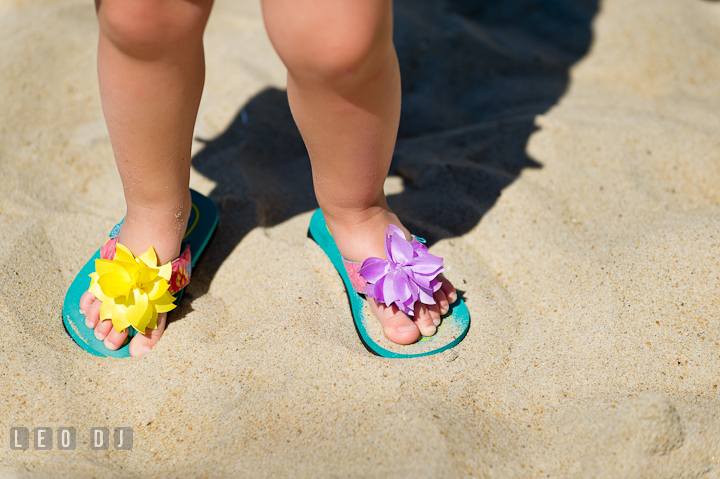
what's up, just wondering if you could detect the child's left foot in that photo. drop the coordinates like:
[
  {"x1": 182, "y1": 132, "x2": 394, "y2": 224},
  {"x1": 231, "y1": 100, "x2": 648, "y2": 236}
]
[{"x1": 323, "y1": 205, "x2": 457, "y2": 345}]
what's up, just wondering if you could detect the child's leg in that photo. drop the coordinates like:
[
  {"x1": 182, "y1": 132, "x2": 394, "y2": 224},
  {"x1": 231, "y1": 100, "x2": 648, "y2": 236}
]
[
  {"x1": 79, "y1": 0, "x2": 213, "y2": 356},
  {"x1": 262, "y1": 0, "x2": 456, "y2": 344}
]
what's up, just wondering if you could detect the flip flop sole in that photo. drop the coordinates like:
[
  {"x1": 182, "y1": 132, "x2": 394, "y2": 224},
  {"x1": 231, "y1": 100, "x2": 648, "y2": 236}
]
[
  {"x1": 62, "y1": 189, "x2": 218, "y2": 358},
  {"x1": 308, "y1": 209, "x2": 470, "y2": 358}
]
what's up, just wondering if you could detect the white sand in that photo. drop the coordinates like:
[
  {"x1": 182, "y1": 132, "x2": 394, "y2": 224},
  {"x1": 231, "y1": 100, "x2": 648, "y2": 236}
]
[{"x1": 1, "y1": 0, "x2": 720, "y2": 477}]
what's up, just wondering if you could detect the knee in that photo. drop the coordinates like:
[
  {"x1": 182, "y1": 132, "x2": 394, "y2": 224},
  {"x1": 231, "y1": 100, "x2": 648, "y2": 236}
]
[
  {"x1": 264, "y1": 2, "x2": 393, "y2": 85},
  {"x1": 97, "y1": 0, "x2": 212, "y2": 59}
]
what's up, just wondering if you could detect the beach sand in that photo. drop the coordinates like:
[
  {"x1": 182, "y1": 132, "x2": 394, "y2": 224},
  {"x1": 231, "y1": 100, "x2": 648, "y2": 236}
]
[{"x1": 1, "y1": 0, "x2": 720, "y2": 477}]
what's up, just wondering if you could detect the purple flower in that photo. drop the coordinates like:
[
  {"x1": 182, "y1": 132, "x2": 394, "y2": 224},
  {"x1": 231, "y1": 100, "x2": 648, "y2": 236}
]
[{"x1": 358, "y1": 225, "x2": 444, "y2": 316}]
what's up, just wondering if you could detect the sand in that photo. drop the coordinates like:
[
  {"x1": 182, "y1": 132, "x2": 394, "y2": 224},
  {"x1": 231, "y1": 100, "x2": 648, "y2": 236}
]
[{"x1": 1, "y1": 0, "x2": 720, "y2": 477}]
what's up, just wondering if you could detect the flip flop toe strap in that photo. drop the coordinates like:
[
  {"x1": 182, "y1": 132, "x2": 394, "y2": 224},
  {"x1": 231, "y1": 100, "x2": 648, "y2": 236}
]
[
  {"x1": 100, "y1": 237, "x2": 192, "y2": 294},
  {"x1": 340, "y1": 228, "x2": 443, "y2": 317},
  {"x1": 341, "y1": 257, "x2": 368, "y2": 294},
  {"x1": 167, "y1": 245, "x2": 192, "y2": 294},
  {"x1": 89, "y1": 236, "x2": 192, "y2": 334}
]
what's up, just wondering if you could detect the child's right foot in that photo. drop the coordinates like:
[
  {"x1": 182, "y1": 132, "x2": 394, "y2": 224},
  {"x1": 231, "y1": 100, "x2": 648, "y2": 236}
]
[
  {"x1": 323, "y1": 204, "x2": 457, "y2": 345},
  {"x1": 77, "y1": 192, "x2": 192, "y2": 357}
]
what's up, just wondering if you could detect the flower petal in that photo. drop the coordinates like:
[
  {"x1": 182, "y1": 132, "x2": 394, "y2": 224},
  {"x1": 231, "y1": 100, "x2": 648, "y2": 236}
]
[
  {"x1": 143, "y1": 278, "x2": 170, "y2": 301},
  {"x1": 111, "y1": 302, "x2": 128, "y2": 329},
  {"x1": 382, "y1": 269, "x2": 410, "y2": 307},
  {"x1": 114, "y1": 243, "x2": 136, "y2": 263},
  {"x1": 97, "y1": 272, "x2": 131, "y2": 299},
  {"x1": 94, "y1": 259, "x2": 132, "y2": 283},
  {"x1": 406, "y1": 268, "x2": 433, "y2": 290},
  {"x1": 417, "y1": 285, "x2": 435, "y2": 304},
  {"x1": 386, "y1": 224, "x2": 405, "y2": 238},
  {"x1": 111, "y1": 314, "x2": 130, "y2": 333},
  {"x1": 399, "y1": 296, "x2": 414, "y2": 316},
  {"x1": 137, "y1": 266, "x2": 159, "y2": 285},
  {"x1": 135, "y1": 297, "x2": 156, "y2": 334},
  {"x1": 138, "y1": 247, "x2": 159, "y2": 268},
  {"x1": 99, "y1": 299, "x2": 114, "y2": 321},
  {"x1": 411, "y1": 240, "x2": 428, "y2": 255},
  {"x1": 88, "y1": 278, "x2": 107, "y2": 302},
  {"x1": 358, "y1": 257, "x2": 390, "y2": 283},
  {"x1": 146, "y1": 308, "x2": 159, "y2": 331},
  {"x1": 158, "y1": 262, "x2": 172, "y2": 281},
  {"x1": 153, "y1": 291, "x2": 177, "y2": 313},
  {"x1": 369, "y1": 275, "x2": 385, "y2": 303},
  {"x1": 387, "y1": 227, "x2": 413, "y2": 265},
  {"x1": 124, "y1": 289, "x2": 150, "y2": 332},
  {"x1": 407, "y1": 251, "x2": 444, "y2": 275}
]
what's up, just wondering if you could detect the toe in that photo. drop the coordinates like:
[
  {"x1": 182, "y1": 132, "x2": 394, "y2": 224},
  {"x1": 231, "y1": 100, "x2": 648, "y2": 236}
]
[
  {"x1": 94, "y1": 318, "x2": 113, "y2": 341},
  {"x1": 103, "y1": 326, "x2": 129, "y2": 351},
  {"x1": 413, "y1": 303, "x2": 438, "y2": 337},
  {"x1": 79, "y1": 291, "x2": 96, "y2": 315},
  {"x1": 434, "y1": 289, "x2": 449, "y2": 315},
  {"x1": 369, "y1": 299, "x2": 420, "y2": 345},
  {"x1": 85, "y1": 298, "x2": 102, "y2": 329},
  {"x1": 129, "y1": 313, "x2": 167, "y2": 357},
  {"x1": 438, "y1": 275, "x2": 457, "y2": 304},
  {"x1": 427, "y1": 303, "x2": 441, "y2": 326}
]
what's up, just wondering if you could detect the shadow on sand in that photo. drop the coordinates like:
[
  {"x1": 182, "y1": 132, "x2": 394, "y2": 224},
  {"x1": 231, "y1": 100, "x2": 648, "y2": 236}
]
[{"x1": 188, "y1": 0, "x2": 599, "y2": 297}]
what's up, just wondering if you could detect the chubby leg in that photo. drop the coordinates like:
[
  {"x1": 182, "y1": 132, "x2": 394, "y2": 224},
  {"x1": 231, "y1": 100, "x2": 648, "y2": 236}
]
[
  {"x1": 79, "y1": 0, "x2": 213, "y2": 356},
  {"x1": 262, "y1": 0, "x2": 456, "y2": 344}
]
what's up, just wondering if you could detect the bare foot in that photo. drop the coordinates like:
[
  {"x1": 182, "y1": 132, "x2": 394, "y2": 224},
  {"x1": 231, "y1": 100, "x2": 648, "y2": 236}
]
[
  {"x1": 323, "y1": 204, "x2": 457, "y2": 344},
  {"x1": 78, "y1": 192, "x2": 192, "y2": 357}
]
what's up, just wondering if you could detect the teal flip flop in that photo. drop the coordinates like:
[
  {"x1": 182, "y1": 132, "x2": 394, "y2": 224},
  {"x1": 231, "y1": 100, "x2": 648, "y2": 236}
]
[
  {"x1": 62, "y1": 189, "x2": 218, "y2": 358},
  {"x1": 308, "y1": 209, "x2": 470, "y2": 358}
]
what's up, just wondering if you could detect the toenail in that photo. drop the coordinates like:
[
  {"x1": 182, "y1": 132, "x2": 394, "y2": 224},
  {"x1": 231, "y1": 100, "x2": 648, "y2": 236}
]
[
  {"x1": 94, "y1": 330, "x2": 106, "y2": 340},
  {"x1": 448, "y1": 293, "x2": 457, "y2": 303},
  {"x1": 426, "y1": 325, "x2": 437, "y2": 335},
  {"x1": 137, "y1": 346, "x2": 151, "y2": 356},
  {"x1": 79, "y1": 308, "x2": 86, "y2": 316},
  {"x1": 398, "y1": 325, "x2": 417, "y2": 332},
  {"x1": 433, "y1": 318, "x2": 440, "y2": 326},
  {"x1": 85, "y1": 317, "x2": 94, "y2": 329}
]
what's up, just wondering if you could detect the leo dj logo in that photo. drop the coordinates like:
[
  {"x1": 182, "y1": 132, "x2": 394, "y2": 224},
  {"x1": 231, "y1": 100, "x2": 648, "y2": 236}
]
[{"x1": 9, "y1": 427, "x2": 133, "y2": 450}]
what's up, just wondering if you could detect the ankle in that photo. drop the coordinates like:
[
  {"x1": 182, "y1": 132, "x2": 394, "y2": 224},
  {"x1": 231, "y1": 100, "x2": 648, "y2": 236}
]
[
  {"x1": 118, "y1": 191, "x2": 192, "y2": 264},
  {"x1": 321, "y1": 202, "x2": 411, "y2": 263},
  {"x1": 324, "y1": 200, "x2": 409, "y2": 236},
  {"x1": 322, "y1": 202, "x2": 387, "y2": 229}
]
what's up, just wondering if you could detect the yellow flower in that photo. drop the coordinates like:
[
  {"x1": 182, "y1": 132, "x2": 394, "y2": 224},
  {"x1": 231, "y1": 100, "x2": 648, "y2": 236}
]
[{"x1": 88, "y1": 243, "x2": 177, "y2": 334}]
